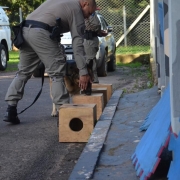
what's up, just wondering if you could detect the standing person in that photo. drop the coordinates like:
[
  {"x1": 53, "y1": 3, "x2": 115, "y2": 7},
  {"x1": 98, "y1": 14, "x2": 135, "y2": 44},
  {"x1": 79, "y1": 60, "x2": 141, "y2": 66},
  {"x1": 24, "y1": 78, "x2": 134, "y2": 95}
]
[
  {"x1": 83, "y1": 11, "x2": 108, "y2": 83},
  {"x1": 3, "y1": 0, "x2": 97, "y2": 124}
]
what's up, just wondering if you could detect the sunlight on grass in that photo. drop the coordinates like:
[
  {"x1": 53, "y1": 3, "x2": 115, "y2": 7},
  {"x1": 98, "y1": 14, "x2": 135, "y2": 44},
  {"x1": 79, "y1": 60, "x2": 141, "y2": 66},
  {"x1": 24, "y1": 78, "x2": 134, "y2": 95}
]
[
  {"x1": 7, "y1": 48, "x2": 149, "y2": 72},
  {"x1": 6, "y1": 51, "x2": 19, "y2": 72},
  {"x1": 116, "y1": 46, "x2": 150, "y2": 55}
]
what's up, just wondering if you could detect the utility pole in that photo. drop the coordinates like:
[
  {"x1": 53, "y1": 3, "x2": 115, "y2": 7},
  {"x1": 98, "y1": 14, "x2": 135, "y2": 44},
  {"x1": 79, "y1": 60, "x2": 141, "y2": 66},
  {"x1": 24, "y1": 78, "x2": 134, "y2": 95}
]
[
  {"x1": 123, "y1": 6, "x2": 127, "y2": 47},
  {"x1": 19, "y1": 7, "x2": 22, "y2": 23}
]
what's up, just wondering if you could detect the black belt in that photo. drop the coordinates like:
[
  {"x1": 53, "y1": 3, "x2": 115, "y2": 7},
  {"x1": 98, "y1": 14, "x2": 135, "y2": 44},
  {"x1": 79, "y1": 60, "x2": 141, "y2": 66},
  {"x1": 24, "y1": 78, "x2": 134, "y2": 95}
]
[
  {"x1": 85, "y1": 30, "x2": 98, "y2": 37},
  {"x1": 24, "y1": 20, "x2": 53, "y2": 33},
  {"x1": 84, "y1": 30, "x2": 98, "y2": 40},
  {"x1": 92, "y1": 31, "x2": 98, "y2": 37}
]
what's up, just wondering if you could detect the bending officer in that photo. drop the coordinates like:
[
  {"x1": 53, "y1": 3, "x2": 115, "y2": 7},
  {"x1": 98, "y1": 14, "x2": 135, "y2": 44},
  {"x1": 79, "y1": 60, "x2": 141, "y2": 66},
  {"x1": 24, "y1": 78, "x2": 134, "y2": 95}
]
[{"x1": 3, "y1": 0, "x2": 97, "y2": 124}]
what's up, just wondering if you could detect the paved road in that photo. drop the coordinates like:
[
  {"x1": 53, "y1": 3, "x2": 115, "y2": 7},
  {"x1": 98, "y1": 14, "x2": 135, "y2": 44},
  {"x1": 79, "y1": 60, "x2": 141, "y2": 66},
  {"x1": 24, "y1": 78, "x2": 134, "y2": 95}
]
[
  {"x1": 0, "y1": 65, "x2": 149, "y2": 180},
  {"x1": 0, "y1": 74, "x2": 85, "y2": 180}
]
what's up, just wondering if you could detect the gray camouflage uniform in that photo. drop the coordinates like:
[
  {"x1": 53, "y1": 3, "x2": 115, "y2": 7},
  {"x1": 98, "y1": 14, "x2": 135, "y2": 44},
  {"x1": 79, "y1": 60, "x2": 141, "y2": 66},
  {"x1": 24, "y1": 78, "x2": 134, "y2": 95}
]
[
  {"x1": 5, "y1": 0, "x2": 87, "y2": 109},
  {"x1": 83, "y1": 13, "x2": 101, "y2": 83}
]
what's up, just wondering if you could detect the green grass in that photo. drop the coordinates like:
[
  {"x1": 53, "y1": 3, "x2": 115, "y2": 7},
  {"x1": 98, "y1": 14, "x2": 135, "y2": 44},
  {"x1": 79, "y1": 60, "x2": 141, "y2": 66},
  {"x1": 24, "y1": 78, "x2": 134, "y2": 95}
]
[
  {"x1": 116, "y1": 46, "x2": 150, "y2": 55},
  {"x1": 6, "y1": 51, "x2": 19, "y2": 72},
  {"x1": 116, "y1": 62, "x2": 142, "y2": 68},
  {"x1": 7, "y1": 47, "x2": 149, "y2": 72}
]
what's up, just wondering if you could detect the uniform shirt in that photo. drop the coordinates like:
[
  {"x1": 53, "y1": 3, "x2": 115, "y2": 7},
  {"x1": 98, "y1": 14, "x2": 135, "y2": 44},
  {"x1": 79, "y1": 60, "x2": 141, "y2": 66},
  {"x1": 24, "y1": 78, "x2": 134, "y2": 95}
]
[
  {"x1": 85, "y1": 13, "x2": 101, "y2": 32},
  {"x1": 26, "y1": 0, "x2": 87, "y2": 76}
]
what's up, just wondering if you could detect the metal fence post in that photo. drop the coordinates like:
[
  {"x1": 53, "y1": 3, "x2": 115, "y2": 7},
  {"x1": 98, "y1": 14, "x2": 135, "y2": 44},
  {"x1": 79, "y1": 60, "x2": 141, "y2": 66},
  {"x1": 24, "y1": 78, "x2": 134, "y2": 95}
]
[
  {"x1": 123, "y1": 6, "x2": 127, "y2": 47},
  {"x1": 19, "y1": 7, "x2": 22, "y2": 23},
  {"x1": 150, "y1": 0, "x2": 155, "y2": 60}
]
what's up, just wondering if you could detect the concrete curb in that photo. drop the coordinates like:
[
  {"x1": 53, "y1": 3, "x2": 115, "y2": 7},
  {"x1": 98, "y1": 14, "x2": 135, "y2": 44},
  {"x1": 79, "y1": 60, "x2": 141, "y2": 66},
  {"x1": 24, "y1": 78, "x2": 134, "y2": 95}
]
[{"x1": 69, "y1": 90, "x2": 123, "y2": 180}]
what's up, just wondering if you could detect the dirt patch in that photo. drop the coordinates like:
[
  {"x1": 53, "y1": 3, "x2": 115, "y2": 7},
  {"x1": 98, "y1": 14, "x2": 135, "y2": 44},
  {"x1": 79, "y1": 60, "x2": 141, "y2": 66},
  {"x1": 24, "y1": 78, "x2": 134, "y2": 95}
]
[{"x1": 104, "y1": 64, "x2": 152, "y2": 94}]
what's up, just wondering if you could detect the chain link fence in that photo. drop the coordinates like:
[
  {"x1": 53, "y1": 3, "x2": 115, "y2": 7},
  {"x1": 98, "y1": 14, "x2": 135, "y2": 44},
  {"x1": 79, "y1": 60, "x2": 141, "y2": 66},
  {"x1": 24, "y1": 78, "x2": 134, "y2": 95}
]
[
  {"x1": 6, "y1": 0, "x2": 150, "y2": 55},
  {"x1": 96, "y1": 0, "x2": 150, "y2": 54}
]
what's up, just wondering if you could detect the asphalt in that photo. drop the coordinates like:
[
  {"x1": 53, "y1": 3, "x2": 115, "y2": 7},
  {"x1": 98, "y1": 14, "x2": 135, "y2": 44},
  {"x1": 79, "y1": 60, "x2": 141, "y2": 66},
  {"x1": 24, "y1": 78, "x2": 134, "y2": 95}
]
[
  {"x1": 69, "y1": 86, "x2": 162, "y2": 180},
  {"x1": 0, "y1": 70, "x2": 162, "y2": 180},
  {"x1": 0, "y1": 73, "x2": 85, "y2": 180}
]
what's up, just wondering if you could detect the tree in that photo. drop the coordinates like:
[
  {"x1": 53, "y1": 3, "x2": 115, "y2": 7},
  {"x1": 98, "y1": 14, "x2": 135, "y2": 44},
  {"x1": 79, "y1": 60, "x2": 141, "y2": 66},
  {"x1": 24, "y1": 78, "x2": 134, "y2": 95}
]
[{"x1": 1, "y1": 0, "x2": 45, "y2": 26}]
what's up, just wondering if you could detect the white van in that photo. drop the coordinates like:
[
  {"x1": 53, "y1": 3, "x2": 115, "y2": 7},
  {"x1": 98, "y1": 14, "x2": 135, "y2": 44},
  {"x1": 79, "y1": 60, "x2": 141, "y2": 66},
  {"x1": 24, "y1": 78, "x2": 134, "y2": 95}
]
[{"x1": 0, "y1": 6, "x2": 12, "y2": 71}]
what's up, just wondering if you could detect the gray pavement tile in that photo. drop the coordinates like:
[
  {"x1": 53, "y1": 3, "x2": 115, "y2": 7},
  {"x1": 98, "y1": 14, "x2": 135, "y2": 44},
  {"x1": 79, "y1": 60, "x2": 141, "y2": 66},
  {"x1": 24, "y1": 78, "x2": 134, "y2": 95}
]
[{"x1": 92, "y1": 87, "x2": 160, "y2": 180}]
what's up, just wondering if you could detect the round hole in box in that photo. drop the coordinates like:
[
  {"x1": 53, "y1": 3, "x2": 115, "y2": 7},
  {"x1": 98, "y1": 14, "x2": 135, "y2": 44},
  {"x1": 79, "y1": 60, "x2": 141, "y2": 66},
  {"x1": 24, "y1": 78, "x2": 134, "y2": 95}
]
[{"x1": 69, "y1": 118, "x2": 83, "y2": 131}]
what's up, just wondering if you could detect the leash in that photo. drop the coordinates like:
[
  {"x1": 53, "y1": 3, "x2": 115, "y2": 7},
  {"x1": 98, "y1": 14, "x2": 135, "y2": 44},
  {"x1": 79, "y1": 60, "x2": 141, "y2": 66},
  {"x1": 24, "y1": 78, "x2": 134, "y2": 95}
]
[{"x1": 18, "y1": 63, "x2": 45, "y2": 115}]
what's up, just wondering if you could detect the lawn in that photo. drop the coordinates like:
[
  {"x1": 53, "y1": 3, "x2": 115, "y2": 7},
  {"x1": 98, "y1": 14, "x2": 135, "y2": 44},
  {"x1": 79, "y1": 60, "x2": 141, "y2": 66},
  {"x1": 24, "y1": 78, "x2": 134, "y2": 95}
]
[
  {"x1": 116, "y1": 61, "x2": 143, "y2": 68},
  {"x1": 6, "y1": 46, "x2": 150, "y2": 72},
  {"x1": 6, "y1": 51, "x2": 19, "y2": 72},
  {"x1": 116, "y1": 46, "x2": 150, "y2": 55}
]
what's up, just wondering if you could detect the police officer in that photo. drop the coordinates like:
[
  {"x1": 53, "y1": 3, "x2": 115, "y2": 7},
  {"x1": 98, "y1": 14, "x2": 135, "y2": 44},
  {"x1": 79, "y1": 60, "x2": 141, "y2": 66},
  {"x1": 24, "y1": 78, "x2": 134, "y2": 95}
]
[
  {"x1": 3, "y1": 0, "x2": 97, "y2": 124},
  {"x1": 83, "y1": 11, "x2": 108, "y2": 83}
]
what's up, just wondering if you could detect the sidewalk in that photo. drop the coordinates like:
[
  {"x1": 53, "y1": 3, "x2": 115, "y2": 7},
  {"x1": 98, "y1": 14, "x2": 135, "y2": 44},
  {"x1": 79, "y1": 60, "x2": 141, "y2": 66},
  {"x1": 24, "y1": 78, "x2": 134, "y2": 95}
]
[{"x1": 69, "y1": 86, "x2": 160, "y2": 180}]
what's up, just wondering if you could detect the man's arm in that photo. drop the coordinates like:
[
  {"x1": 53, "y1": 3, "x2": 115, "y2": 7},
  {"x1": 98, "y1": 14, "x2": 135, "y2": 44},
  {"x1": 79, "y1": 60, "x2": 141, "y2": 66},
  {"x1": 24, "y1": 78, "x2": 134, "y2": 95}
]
[
  {"x1": 85, "y1": 13, "x2": 101, "y2": 31},
  {"x1": 87, "y1": 13, "x2": 108, "y2": 37},
  {"x1": 70, "y1": 9, "x2": 91, "y2": 90}
]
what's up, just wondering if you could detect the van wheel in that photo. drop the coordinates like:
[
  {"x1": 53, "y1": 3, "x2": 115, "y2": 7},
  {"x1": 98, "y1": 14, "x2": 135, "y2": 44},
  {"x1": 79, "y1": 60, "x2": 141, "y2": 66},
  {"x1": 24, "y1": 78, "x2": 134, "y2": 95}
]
[
  {"x1": 0, "y1": 44, "x2": 8, "y2": 71},
  {"x1": 97, "y1": 53, "x2": 107, "y2": 77},
  {"x1": 108, "y1": 54, "x2": 116, "y2": 72}
]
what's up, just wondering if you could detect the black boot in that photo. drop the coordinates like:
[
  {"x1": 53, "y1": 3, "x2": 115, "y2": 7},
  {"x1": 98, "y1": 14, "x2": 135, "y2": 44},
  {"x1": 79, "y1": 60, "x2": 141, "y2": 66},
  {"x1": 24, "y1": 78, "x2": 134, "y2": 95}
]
[{"x1": 3, "y1": 105, "x2": 20, "y2": 124}]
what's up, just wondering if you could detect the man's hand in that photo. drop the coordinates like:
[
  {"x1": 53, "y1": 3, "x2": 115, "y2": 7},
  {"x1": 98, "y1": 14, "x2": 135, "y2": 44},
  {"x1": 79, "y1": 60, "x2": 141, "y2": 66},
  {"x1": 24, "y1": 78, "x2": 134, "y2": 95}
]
[{"x1": 79, "y1": 74, "x2": 91, "y2": 90}]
